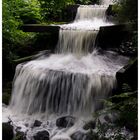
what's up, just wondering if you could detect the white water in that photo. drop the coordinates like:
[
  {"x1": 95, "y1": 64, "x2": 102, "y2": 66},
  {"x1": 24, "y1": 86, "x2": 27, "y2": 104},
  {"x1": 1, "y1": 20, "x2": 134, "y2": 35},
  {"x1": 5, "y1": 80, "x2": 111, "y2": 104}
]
[
  {"x1": 3, "y1": 0, "x2": 130, "y2": 140},
  {"x1": 56, "y1": 4, "x2": 113, "y2": 54}
]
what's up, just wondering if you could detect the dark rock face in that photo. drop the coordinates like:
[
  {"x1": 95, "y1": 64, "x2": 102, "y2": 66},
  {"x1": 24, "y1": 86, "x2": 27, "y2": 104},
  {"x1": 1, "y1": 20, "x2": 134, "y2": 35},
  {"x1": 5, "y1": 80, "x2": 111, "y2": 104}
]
[
  {"x1": 56, "y1": 116, "x2": 75, "y2": 128},
  {"x1": 33, "y1": 130, "x2": 49, "y2": 140},
  {"x1": 2, "y1": 123, "x2": 14, "y2": 140},
  {"x1": 21, "y1": 25, "x2": 60, "y2": 33},
  {"x1": 95, "y1": 24, "x2": 131, "y2": 50},
  {"x1": 116, "y1": 58, "x2": 138, "y2": 90},
  {"x1": 83, "y1": 121, "x2": 96, "y2": 130},
  {"x1": 71, "y1": 131, "x2": 94, "y2": 140},
  {"x1": 64, "y1": 5, "x2": 80, "y2": 22},
  {"x1": 33, "y1": 120, "x2": 42, "y2": 127}
]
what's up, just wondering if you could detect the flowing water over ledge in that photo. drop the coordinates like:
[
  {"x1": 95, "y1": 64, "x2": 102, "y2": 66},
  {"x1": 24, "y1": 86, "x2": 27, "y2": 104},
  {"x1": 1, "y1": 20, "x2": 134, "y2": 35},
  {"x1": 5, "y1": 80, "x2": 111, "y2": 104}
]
[{"x1": 3, "y1": 1, "x2": 131, "y2": 140}]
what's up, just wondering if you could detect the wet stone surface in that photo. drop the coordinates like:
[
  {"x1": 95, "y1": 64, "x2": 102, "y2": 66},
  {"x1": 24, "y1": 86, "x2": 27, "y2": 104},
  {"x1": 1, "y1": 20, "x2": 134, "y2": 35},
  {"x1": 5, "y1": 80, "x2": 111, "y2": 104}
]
[
  {"x1": 33, "y1": 130, "x2": 49, "y2": 140},
  {"x1": 56, "y1": 116, "x2": 75, "y2": 128},
  {"x1": 33, "y1": 120, "x2": 42, "y2": 127}
]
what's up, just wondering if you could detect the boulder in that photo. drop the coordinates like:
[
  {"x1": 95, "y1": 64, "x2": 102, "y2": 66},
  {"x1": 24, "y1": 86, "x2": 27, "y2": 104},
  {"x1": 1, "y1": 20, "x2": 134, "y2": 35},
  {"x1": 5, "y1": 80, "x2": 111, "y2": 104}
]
[
  {"x1": 33, "y1": 120, "x2": 42, "y2": 127},
  {"x1": 71, "y1": 131, "x2": 97, "y2": 140},
  {"x1": 2, "y1": 123, "x2": 14, "y2": 140},
  {"x1": 83, "y1": 121, "x2": 96, "y2": 130},
  {"x1": 56, "y1": 116, "x2": 75, "y2": 128},
  {"x1": 33, "y1": 130, "x2": 49, "y2": 140}
]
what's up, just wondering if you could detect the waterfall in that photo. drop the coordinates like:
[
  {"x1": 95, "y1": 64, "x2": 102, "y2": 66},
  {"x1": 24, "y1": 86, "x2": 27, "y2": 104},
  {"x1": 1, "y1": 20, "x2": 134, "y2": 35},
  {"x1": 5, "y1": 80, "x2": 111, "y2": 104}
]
[
  {"x1": 9, "y1": 2, "x2": 128, "y2": 117},
  {"x1": 10, "y1": 53, "x2": 127, "y2": 116},
  {"x1": 75, "y1": 5, "x2": 107, "y2": 20},
  {"x1": 56, "y1": 5, "x2": 113, "y2": 54},
  {"x1": 56, "y1": 30, "x2": 98, "y2": 54},
  {"x1": 9, "y1": 52, "x2": 128, "y2": 117},
  {"x1": 4, "y1": 1, "x2": 129, "y2": 139}
]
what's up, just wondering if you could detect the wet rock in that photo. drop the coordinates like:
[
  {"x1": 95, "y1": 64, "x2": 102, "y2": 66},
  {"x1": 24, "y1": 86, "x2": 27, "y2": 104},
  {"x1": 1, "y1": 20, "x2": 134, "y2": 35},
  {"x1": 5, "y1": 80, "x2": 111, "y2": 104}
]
[
  {"x1": 33, "y1": 130, "x2": 49, "y2": 140},
  {"x1": 71, "y1": 131, "x2": 96, "y2": 140},
  {"x1": 116, "y1": 58, "x2": 138, "y2": 90},
  {"x1": 2, "y1": 123, "x2": 14, "y2": 140},
  {"x1": 24, "y1": 123, "x2": 29, "y2": 127},
  {"x1": 83, "y1": 121, "x2": 96, "y2": 130},
  {"x1": 95, "y1": 24, "x2": 131, "y2": 50},
  {"x1": 33, "y1": 120, "x2": 42, "y2": 127},
  {"x1": 56, "y1": 116, "x2": 75, "y2": 128}
]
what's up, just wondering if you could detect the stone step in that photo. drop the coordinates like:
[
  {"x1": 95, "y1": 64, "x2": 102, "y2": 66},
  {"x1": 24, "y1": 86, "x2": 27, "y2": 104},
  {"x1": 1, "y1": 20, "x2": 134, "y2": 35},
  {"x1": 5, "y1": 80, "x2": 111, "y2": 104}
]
[{"x1": 21, "y1": 24, "x2": 60, "y2": 33}]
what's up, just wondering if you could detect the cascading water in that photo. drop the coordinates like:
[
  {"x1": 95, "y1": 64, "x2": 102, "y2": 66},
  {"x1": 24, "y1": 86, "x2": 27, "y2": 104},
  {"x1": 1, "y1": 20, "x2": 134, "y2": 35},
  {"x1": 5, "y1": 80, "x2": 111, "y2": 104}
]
[
  {"x1": 3, "y1": 0, "x2": 130, "y2": 140},
  {"x1": 56, "y1": 4, "x2": 112, "y2": 54}
]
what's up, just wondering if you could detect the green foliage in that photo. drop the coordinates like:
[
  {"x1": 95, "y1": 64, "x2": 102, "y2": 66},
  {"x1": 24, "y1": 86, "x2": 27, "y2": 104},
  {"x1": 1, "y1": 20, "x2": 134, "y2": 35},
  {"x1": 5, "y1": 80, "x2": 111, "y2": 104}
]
[
  {"x1": 18, "y1": 0, "x2": 42, "y2": 24},
  {"x1": 76, "y1": 0, "x2": 91, "y2": 4},
  {"x1": 93, "y1": 83, "x2": 137, "y2": 139},
  {"x1": 3, "y1": 0, "x2": 38, "y2": 46},
  {"x1": 2, "y1": 0, "x2": 40, "y2": 85},
  {"x1": 112, "y1": 0, "x2": 137, "y2": 22},
  {"x1": 76, "y1": 0, "x2": 99, "y2": 4},
  {"x1": 38, "y1": 0, "x2": 74, "y2": 21}
]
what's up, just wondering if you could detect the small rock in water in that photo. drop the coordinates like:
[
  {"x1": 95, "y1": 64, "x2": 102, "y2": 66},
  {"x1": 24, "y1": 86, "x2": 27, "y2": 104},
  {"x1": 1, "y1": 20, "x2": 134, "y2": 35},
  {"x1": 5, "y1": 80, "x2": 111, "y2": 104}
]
[
  {"x1": 83, "y1": 120, "x2": 96, "y2": 130},
  {"x1": 2, "y1": 123, "x2": 14, "y2": 140},
  {"x1": 24, "y1": 123, "x2": 29, "y2": 127},
  {"x1": 56, "y1": 116, "x2": 75, "y2": 128},
  {"x1": 33, "y1": 120, "x2": 42, "y2": 127},
  {"x1": 33, "y1": 130, "x2": 49, "y2": 140}
]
